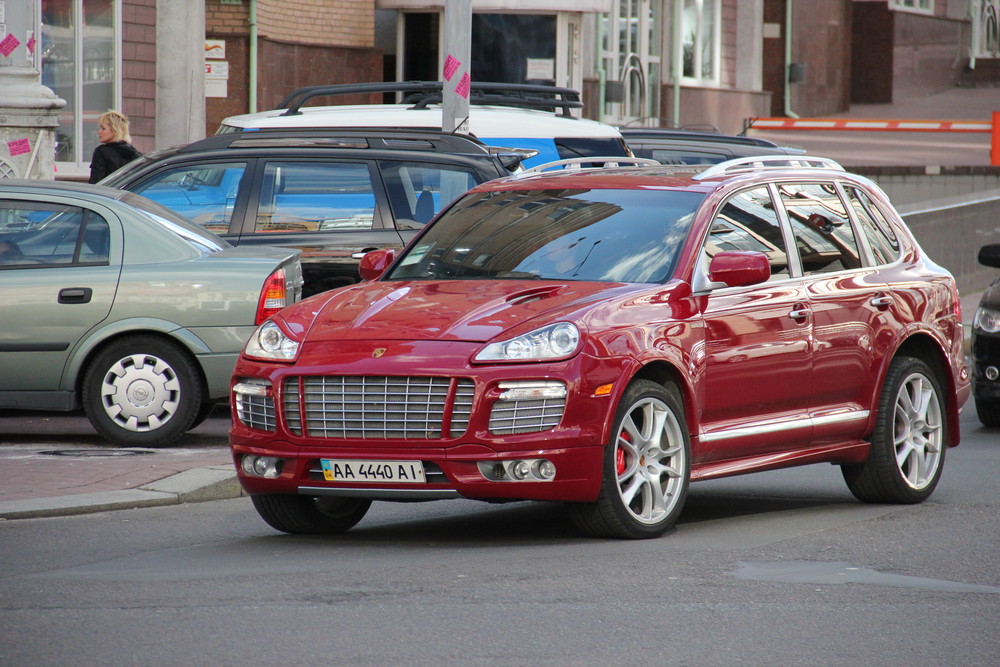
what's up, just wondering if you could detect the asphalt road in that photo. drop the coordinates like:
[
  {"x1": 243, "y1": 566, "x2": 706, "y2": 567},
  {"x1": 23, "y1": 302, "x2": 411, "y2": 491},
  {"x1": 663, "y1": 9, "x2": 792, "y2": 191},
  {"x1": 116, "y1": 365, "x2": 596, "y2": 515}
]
[{"x1": 1, "y1": 408, "x2": 997, "y2": 666}]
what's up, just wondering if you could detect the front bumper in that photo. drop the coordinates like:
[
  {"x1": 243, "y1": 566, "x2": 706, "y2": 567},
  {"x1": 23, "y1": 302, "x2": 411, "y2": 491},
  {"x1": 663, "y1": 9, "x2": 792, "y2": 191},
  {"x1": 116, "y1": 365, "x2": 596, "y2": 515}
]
[{"x1": 229, "y1": 339, "x2": 632, "y2": 503}]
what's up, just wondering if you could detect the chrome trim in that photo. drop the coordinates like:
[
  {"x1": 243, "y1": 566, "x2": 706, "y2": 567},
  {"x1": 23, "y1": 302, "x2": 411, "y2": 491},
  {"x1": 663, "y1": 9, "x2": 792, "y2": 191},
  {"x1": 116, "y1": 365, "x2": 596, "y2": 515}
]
[
  {"x1": 700, "y1": 410, "x2": 870, "y2": 443},
  {"x1": 298, "y1": 485, "x2": 461, "y2": 500}
]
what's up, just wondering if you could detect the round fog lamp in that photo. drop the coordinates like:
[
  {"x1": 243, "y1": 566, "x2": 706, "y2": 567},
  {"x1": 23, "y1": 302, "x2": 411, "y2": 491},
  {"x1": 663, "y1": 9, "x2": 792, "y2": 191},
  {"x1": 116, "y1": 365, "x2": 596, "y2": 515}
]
[
  {"x1": 510, "y1": 460, "x2": 530, "y2": 480},
  {"x1": 241, "y1": 456, "x2": 257, "y2": 476},
  {"x1": 533, "y1": 460, "x2": 556, "y2": 480}
]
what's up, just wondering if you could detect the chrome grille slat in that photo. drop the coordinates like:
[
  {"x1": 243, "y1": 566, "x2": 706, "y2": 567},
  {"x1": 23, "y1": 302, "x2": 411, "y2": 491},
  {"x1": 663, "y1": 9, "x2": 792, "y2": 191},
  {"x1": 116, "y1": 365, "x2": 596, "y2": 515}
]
[
  {"x1": 284, "y1": 376, "x2": 474, "y2": 439},
  {"x1": 235, "y1": 391, "x2": 276, "y2": 432},
  {"x1": 489, "y1": 397, "x2": 566, "y2": 434}
]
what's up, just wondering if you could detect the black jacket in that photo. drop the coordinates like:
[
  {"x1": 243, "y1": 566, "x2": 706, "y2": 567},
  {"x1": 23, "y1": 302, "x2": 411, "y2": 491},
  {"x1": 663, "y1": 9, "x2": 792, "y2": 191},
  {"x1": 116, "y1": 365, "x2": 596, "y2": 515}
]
[{"x1": 89, "y1": 142, "x2": 142, "y2": 183}]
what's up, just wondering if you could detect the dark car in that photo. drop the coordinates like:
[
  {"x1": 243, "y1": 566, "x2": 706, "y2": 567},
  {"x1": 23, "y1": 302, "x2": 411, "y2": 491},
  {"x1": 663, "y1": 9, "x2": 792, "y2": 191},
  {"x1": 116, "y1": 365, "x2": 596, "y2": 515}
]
[
  {"x1": 620, "y1": 128, "x2": 805, "y2": 166},
  {"x1": 227, "y1": 155, "x2": 969, "y2": 539},
  {"x1": 101, "y1": 129, "x2": 515, "y2": 296},
  {"x1": 0, "y1": 180, "x2": 302, "y2": 447},
  {"x1": 972, "y1": 243, "x2": 1000, "y2": 426}
]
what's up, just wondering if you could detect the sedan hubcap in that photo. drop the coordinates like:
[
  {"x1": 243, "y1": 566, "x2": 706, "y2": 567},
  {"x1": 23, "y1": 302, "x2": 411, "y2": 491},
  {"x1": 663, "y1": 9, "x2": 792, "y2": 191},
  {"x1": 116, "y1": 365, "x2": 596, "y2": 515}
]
[
  {"x1": 893, "y1": 372, "x2": 942, "y2": 490},
  {"x1": 100, "y1": 353, "x2": 180, "y2": 432},
  {"x1": 614, "y1": 397, "x2": 686, "y2": 525}
]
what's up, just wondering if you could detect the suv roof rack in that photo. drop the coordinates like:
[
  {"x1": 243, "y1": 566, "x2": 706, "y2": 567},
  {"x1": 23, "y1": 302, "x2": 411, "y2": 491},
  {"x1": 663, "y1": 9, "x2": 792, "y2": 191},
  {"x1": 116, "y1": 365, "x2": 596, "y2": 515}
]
[
  {"x1": 276, "y1": 81, "x2": 584, "y2": 118},
  {"x1": 693, "y1": 155, "x2": 844, "y2": 180},
  {"x1": 184, "y1": 127, "x2": 496, "y2": 155},
  {"x1": 515, "y1": 156, "x2": 661, "y2": 177}
]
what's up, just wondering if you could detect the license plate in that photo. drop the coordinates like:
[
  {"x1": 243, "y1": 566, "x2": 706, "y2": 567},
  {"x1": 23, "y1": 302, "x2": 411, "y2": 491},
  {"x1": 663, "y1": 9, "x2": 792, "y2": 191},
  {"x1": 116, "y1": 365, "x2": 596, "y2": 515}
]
[{"x1": 320, "y1": 459, "x2": 426, "y2": 483}]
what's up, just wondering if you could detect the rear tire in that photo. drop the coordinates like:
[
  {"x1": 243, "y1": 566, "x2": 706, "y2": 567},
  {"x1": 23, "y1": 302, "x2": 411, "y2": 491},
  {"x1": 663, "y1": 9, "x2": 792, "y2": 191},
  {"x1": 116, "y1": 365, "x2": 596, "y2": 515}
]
[
  {"x1": 974, "y1": 398, "x2": 1000, "y2": 428},
  {"x1": 842, "y1": 356, "x2": 946, "y2": 503},
  {"x1": 568, "y1": 379, "x2": 690, "y2": 539},
  {"x1": 81, "y1": 336, "x2": 201, "y2": 447},
  {"x1": 251, "y1": 494, "x2": 372, "y2": 534}
]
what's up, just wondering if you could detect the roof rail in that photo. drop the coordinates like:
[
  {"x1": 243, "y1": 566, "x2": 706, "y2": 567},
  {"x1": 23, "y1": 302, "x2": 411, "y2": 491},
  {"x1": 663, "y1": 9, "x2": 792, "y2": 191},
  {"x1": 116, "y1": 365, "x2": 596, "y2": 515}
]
[
  {"x1": 515, "y1": 156, "x2": 661, "y2": 176},
  {"x1": 693, "y1": 155, "x2": 844, "y2": 180},
  {"x1": 276, "y1": 82, "x2": 583, "y2": 117}
]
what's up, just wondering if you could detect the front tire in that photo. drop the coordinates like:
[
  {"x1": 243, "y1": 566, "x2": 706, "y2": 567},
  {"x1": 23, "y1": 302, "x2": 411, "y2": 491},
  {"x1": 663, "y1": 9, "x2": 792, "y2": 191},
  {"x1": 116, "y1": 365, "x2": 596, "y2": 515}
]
[
  {"x1": 251, "y1": 494, "x2": 372, "y2": 534},
  {"x1": 568, "y1": 379, "x2": 690, "y2": 539},
  {"x1": 974, "y1": 397, "x2": 1000, "y2": 428},
  {"x1": 81, "y1": 336, "x2": 202, "y2": 447},
  {"x1": 842, "y1": 356, "x2": 946, "y2": 503}
]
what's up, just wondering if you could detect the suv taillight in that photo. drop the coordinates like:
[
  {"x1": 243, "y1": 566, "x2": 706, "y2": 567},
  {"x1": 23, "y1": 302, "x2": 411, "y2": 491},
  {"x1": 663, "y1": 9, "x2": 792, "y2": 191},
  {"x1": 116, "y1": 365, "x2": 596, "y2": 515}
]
[{"x1": 255, "y1": 269, "x2": 288, "y2": 325}]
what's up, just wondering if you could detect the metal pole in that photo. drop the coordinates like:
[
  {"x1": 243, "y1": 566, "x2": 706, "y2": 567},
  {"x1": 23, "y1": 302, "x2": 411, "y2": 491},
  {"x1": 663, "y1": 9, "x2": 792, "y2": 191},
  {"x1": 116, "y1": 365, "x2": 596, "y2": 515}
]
[{"x1": 442, "y1": 0, "x2": 472, "y2": 134}]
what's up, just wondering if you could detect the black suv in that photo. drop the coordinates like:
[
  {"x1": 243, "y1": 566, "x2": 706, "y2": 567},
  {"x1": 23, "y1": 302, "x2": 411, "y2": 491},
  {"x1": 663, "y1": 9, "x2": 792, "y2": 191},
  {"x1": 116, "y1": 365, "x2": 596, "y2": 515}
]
[
  {"x1": 620, "y1": 128, "x2": 804, "y2": 166},
  {"x1": 102, "y1": 129, "x2": 515, "y2": 295}
]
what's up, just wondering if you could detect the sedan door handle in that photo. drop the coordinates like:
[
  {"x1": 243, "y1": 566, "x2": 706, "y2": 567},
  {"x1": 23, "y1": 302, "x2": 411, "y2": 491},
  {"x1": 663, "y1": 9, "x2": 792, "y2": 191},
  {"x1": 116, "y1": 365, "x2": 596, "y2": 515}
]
[
  {"x1": 58, "y1": 287, "x2": 93, "y2": 304},
  {"x1": 870, "y1": 295, "x2": 893, "y2": 308},
  {"x1": 351, "y1": 248, "x2": 379, "y2": 259}
]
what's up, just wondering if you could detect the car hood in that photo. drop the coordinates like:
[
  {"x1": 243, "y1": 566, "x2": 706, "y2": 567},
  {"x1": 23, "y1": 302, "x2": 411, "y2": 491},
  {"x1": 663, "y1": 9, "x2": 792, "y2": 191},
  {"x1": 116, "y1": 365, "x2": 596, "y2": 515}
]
[{"x1": 289, "y1": 280, "x2": 646, "y2": 344}]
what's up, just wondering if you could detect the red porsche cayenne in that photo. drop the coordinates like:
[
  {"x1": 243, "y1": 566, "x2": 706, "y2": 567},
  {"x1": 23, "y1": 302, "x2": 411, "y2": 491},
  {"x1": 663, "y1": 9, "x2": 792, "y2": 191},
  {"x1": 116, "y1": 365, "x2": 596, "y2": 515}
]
[{"x1": 230, "y1": 156, "x2": 970, "y2": 539}]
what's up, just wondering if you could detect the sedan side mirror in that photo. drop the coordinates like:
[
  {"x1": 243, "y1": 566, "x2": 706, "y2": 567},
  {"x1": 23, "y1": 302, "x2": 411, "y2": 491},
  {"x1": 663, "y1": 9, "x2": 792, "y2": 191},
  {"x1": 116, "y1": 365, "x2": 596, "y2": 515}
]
[
  {"x1": 979, "y1": 244, "x2": 1000, "y2": 270},
  {"x1": 708, "y1": 251, "x2": 771, "y2": 288},
  {"x1": 358, "y1": 249, "x2": 396, "y2": 281}
]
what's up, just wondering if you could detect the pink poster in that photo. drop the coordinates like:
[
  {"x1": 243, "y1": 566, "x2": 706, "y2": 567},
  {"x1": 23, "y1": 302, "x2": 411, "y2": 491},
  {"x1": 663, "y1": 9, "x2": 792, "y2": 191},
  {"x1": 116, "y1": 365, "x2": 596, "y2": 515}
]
[
  {"x1": 455, "y1": 72, "x2": 471, "y2": 99},
  {"x1": 443, "y1": 55, "x2": 461, "y2": 81},
  {"x1": 0, "y1": 33, "x2": 20, "y2": 58},
  {"x1": 8, "y1": 138, "x2": 31, "y2": 157}
]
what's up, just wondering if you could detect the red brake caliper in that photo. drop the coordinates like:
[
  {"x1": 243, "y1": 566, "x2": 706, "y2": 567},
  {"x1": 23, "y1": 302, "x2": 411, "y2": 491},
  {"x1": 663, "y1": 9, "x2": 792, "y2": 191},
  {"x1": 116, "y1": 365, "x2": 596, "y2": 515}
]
[{"x1": 616, "y1": 432, "x2": 630, "y2": 475}]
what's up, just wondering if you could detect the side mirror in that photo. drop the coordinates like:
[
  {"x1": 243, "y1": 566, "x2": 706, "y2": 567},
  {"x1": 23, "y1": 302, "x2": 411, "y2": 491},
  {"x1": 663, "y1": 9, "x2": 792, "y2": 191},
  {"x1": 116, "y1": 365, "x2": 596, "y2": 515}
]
[
  {"x1": 979, "y1": 244, "x2": 1000, "y2": 270},
  {"x1": 708, "y1": 251, "x2": 771, "y2": 288},
  {"x1": 358, "y1": 249, "x2": 396, "y2": 281}
]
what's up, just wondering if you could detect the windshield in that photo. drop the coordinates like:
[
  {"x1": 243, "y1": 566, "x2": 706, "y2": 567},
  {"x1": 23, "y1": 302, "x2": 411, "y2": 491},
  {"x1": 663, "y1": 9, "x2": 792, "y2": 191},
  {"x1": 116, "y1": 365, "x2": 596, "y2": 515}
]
[
  {"x1": 389, "y1": 188, "x2": 703, "y2": 283},
  {"x1": 118, "y1": 190, "x2": 230, "y2": 254}
]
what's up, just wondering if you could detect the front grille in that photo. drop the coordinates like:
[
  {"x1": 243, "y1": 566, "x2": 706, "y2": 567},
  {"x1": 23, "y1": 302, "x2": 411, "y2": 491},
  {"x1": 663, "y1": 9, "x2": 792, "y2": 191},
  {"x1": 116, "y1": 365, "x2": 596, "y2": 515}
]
[
  {"x1": 234, "y1": 386, "x2": 276, "y2": 432},
  {"x1": 489, "y1": 396, "x2": 566, "y2": 434},
  {"x1": 283, "y1": 376, "x2": 475, "y2": 439}
]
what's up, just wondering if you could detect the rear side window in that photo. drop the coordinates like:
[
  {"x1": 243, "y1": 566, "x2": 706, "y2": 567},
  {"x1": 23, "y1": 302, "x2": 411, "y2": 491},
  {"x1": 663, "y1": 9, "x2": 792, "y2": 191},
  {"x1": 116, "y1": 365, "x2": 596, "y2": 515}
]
[
  {"x1": 379, "y1": 161, "x2": 480, "y2": 230},
  {"x1": 255, "y1": 162, "x2": 376, "y2": 232},
  {"x1": 777, "y1": 182, "x2": 863, "y2": 275},
  {"x1": 845, "y1": 186, "x2": 901, "y2": 265},
  {"x1": 0, "y1": 201, "x2": 109, "y2": 267},
  {"x1": 129, "y1": 161, "x2": 247, "y2": 234}
]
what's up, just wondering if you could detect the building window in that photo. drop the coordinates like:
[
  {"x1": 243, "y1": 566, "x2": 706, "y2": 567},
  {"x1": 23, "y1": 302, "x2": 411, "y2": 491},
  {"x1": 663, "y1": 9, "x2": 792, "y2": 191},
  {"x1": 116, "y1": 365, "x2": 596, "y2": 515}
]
[
  {"x1": 600, "y1": 0, "x2": 662, "y2": 126},
  {"x1": 973, "y1": 0, "x2": 1000, "y2": 58},
  {"x1": 41, "y1": 0, "x2": 120, "y2": 169},
  {"x1": 681, "y1": 0, "x2": 720, "y2": 84},
  {"x1": 888, "y1": 0, "x2": 934, "y2": 15}
]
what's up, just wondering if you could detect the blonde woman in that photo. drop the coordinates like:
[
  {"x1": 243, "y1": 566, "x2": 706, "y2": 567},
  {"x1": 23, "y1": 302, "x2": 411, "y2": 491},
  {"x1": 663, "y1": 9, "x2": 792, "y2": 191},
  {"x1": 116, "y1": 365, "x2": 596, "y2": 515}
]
[{"x1": 89, "y1": 110, "x2": 142, "y2": 183}]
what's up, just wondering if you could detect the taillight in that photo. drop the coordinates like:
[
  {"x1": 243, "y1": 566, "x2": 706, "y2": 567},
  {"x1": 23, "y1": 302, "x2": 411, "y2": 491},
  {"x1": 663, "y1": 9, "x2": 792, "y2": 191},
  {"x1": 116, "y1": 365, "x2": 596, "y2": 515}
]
[{"x1": 255, "y1": 269, "x2": 288, "y2": 325}]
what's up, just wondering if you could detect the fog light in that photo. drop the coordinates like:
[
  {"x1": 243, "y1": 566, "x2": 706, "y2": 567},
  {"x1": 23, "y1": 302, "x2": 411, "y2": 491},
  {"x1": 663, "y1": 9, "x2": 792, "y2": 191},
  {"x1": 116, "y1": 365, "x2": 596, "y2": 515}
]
[
  {"x1": 241, "y1": 455, "x2": 282, "y2": 478},
  {"x1": 533, "y1": 459, "x2": 556, "y2": 480},
  {"x1": 986, "y1": 366, "x2": 999, "y2": 382},
  {"x1": 511, "y1": 460, "x2": 531, "y2": 480}
]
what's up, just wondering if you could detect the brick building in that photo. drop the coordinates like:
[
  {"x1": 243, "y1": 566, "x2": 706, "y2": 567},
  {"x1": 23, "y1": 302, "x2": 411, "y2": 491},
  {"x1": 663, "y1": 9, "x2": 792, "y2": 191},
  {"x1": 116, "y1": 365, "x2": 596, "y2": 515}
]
[{"x1": 3, "y1": 0, "x2": 996, "y2": 179}]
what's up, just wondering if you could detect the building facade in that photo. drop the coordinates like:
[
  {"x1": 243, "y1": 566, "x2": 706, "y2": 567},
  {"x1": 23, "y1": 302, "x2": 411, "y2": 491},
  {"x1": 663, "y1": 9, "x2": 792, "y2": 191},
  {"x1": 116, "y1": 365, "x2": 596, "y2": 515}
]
[{"x1": 2, "y1": 0, "x2": 995, "y2": 180}]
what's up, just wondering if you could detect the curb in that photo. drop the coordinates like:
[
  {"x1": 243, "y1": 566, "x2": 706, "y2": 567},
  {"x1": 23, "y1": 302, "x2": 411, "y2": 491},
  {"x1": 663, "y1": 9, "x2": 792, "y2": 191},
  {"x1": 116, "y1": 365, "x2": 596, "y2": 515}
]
[{"x1": 0, "y1": 465, "x2": 243, "y2": 521}]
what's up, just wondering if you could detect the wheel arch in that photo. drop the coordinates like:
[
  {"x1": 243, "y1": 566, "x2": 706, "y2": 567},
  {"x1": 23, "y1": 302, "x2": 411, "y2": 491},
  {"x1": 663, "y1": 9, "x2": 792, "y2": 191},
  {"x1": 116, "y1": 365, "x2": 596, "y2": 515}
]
[
  {"x1": 884, "y1": 332, "x2": 961, "y2": 448},
  {"x1": 628, "y1": 360, "x2": 697, "y2": 439},
  {"x1": 65, "y1": 320, "x2": 212, "y2": 405}
]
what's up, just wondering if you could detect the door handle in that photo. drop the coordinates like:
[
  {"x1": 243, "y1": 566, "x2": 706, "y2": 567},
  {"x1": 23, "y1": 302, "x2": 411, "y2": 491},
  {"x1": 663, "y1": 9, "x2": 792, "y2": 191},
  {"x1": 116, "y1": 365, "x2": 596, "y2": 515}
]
[
  {"x1": 870, "y1": 295, "x2": 893, "y2": 308},
  {"x1": 58, "y1": 287, "x2": 93, "y2": 304},
  {"x1": 788, "y1": 307, "x2": 811, "y2": 319}
]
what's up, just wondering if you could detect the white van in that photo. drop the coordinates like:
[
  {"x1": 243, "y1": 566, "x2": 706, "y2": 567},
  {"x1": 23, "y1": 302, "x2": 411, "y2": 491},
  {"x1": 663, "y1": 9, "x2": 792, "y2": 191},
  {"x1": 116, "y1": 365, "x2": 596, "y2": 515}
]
[{"x1": 217, "y1": 82, "x2": 632, "y2": 170}]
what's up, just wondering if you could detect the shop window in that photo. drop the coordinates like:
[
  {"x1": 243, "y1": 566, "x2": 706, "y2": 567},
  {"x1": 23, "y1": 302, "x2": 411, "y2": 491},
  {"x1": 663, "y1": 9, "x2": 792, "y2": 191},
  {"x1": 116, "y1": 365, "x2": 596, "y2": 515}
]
[{"x1": 42, "y1": 0, "x2": 119, "y2": 169}]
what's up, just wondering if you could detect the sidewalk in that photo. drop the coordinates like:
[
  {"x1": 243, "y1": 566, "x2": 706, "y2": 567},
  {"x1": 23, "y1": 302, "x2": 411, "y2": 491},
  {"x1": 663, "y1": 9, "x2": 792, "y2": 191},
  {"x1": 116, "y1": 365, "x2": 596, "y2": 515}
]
[{"x1": 0, "y1": 412, "x2": 240, "y2": 520}]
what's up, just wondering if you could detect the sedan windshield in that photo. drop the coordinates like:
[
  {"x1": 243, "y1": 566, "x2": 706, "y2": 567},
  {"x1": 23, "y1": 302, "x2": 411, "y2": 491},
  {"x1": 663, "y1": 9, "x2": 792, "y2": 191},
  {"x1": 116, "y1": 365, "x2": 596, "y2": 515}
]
[{"x1": 389, "y1": 188, "x2": 704, "y2": 283}]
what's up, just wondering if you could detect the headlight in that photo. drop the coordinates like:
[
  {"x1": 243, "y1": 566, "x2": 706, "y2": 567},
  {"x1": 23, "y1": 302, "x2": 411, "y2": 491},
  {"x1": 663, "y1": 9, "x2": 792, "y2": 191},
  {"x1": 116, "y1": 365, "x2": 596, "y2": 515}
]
[
  {"x1": 244, "y1": 320, "x2": 300, "y2": 361},
  {"x1": 475, "y1": 322, "x2": 581, "y2": 362},
  {"x1": 974, "y1": 306, "x2": 1000, "y2": 334}
]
